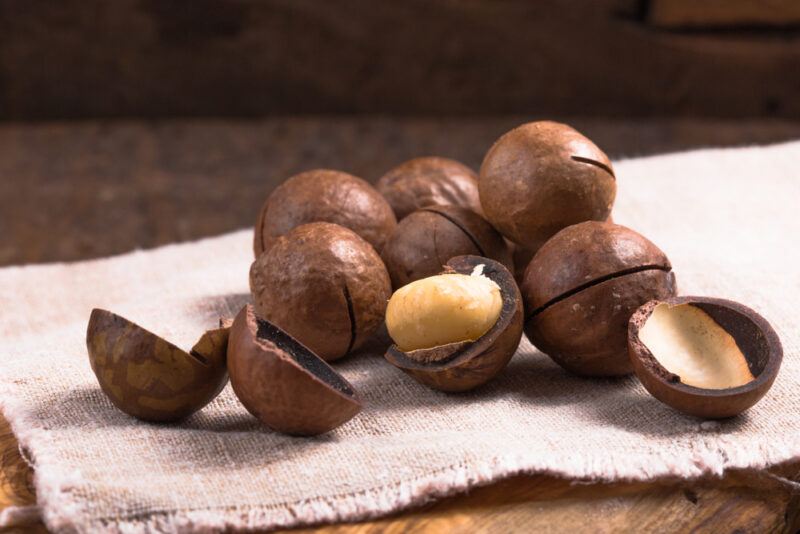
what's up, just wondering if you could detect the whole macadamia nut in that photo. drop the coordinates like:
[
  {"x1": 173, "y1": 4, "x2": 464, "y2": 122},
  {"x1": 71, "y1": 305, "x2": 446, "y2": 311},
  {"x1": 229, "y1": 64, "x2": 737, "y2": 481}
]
[
  {"x1": 254, "y1": 169, "x2": 396, "y2": 256},
  {"x1": 250, "y1": 222, "x2": 392, "y2": 361},
  {"x1": 376, "y1": 157, "x2": 482, "y2": 220},
  {"x1": 522, "y1": 221, "x2": 676, "y2": 377},
  {"x1": 479, "y1": 121, "x2": 616, "y2": 248},
  {"x1": 381, "y1": 205, "x2": 513, "y2": 289}
]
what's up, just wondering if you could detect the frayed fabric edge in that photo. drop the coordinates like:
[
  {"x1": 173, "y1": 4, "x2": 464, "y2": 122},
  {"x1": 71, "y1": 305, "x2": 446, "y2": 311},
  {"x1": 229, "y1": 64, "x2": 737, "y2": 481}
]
[
  {"x1": 0, "y1": 376, "x2": 89, "y2": 533},
  {"x1": 1, "y1": 370, "x2": 798, "y2": 533},
  {"x1": 87, "y1": 441, "x2": 800, "y2": 534}
]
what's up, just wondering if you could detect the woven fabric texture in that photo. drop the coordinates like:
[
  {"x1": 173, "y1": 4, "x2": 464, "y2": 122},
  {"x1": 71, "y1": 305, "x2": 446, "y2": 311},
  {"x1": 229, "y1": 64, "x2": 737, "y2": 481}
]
[{"x1": 0, "y1": 142, "x2": 798, "y2": 532}]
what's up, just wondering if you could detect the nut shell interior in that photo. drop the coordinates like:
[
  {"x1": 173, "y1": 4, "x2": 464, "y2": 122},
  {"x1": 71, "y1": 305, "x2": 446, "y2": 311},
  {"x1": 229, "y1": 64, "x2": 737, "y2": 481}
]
[
  {"x1": 384, "y1": 255, "x2": 523, "y2": 392},
  {"x1": 227, "y1": 305, "x2": 361, "y2": 436},
  {"x1": 86, "y1": 308, "x2": 229, "y2": 422},
  {"x1": 628, "y1": 296, "x2": 782, "y2": 418}
]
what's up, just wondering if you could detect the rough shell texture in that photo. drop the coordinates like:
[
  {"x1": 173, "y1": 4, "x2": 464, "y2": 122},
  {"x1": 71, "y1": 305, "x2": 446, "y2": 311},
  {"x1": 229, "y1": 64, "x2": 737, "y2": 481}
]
[
  {"x1": 628, "y1": 296, "x2": 782, "y2": 418},
  {"x1": 376, "y1": 156, "x2": 482, "y2": 220},
  {"x1": 86, "y1": 309, "x2": 229, "y2": 422},
  {"x1": 522, "y1": 221, "x2": 676, "y2": 377},
  {"x1": 228, "y1": 305, "x2": 361, "y2": 435},
  {"x1": 512, "y1": 214, "x2": 614, "y2": 285},
  {"x1": 381, "y1": 205, "x2": 513, "y2": 289},
  {"x1": 385, "y1": 255, "x2": 523, "y2": 392},
  {"x1": 528, "y1": 269, "x2": 677, "y2": 376},
  {"x1": 253, "y1": 169, "x2": 396, "y2": 255},
  {"x1": 479, "y1": 121, "x2": 616, "y2": 247},
  {"x1": 523, "y1": 221, "x2": 672, "y2": 311},
  {"x1": 250, "y1": 222, "x2": 392, "y2": 362}
]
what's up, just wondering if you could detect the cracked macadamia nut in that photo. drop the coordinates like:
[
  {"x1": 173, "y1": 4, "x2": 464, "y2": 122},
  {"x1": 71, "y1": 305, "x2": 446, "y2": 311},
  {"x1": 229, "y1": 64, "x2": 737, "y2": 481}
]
[
  {"x1": 376, "y1": 157, "x2": 482, "y2": 220},
  {"x1": 479, "y1": 121, "x2": 616, "y2": 248},
  {"x1": 522, "y1": 221, "x2": 676, "y2": 377},
  {"x1": 254, "y1": 169, "x2": 396, "y2": 256},
  {"x1": 381, "y1": 205, "x2": 513, "y2": 289},
  {"x1": 385, "y1": 255, "x2": 523, "y2": 392},
  {"x1": 250, "y1": 222, "x2": 392, "y2": 362},
  {"x1": 86, "y1": 309, "x2": 229, "y2": 422},
  {"x1": 386, "y1": 269, "x2": 502, "y2": 353},
  {"x1": 228, "y1": 305, "x2": 361, "y2": 435},
  {"x1": 628, "y1": 296, "x2": 782, "y2": 418},
  {"x1": 512, "y1": 214, "x2": 614, "y2": 284}
]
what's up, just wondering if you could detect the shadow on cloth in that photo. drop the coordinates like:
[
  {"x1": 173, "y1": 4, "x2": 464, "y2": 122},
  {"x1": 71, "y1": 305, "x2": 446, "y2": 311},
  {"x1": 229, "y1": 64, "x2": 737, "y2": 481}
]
[
  {"x1": 184, "y1": 292, "x2": 252, "y2": 323},
  {"x1": 42, "y1": 389, "x2": 338, "y2": 469},
  {"x1": 584, "y1": 384, "x2": 752, "y2": 438},
  {"x1": 348, "y1": 349, "x2": 620, "y2": 412},
  {"x1": 36, "y1": 384, "x2": 251, "y2": 431},
  {"x1": 45, "y1": 384, "x2": 346, "y2": 447}
]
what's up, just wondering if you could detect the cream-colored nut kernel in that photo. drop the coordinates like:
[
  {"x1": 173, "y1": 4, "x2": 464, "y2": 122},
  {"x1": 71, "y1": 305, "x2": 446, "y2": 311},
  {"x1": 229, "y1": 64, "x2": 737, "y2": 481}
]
[
  {"x1": 640, "y1": 302, "x2": 755, "y2": 389},
  {"x1": 385, "y1": 267, "x2": 502, "y2": 353}
]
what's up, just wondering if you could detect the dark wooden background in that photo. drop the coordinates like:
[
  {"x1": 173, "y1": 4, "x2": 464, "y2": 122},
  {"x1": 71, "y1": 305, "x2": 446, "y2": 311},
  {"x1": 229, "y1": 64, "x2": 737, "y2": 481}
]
[
  {"x1": 1, "y1": 0, "x2": 799, "y2": 266},
  {"x1": 1, "y1": 0, "x2": 799, "y2": 120}
]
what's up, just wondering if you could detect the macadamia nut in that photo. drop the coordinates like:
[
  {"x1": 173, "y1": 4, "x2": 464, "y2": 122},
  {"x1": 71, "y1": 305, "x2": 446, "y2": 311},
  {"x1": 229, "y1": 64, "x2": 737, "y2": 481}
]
[
  {"x1": 254, "y1": 169, "x2": 396, "y2": 256},
  {"x1": 386, "y1": 267, "x2": 502, "y2": 353},
  {"x1": 479, "y1": 121, "x2": 615, "y2": 248}
]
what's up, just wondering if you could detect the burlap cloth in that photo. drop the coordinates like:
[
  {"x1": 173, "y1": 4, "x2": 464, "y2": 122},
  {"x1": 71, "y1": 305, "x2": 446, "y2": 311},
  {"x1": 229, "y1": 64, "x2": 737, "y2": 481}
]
[{"x1": 1, "y1": 142, "x2": 799, "y2": 532}]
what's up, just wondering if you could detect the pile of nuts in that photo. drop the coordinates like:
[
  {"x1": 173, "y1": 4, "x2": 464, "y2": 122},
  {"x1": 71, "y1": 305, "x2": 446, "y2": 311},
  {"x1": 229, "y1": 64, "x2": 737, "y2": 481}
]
[{"x1": 87, "y1": 121, "x2": 783, "y2": 436}]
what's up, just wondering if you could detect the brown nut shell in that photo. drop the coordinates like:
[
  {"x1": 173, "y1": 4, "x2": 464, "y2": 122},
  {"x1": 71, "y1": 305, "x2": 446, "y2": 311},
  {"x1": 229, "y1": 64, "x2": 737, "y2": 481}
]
[
  {"x1": 529, "y1": 269, "x2": 677, "y2": 376},
  {"x1": 523, "y1": 221, "x2": 676, "y2": 377},
  {"x1": 376, "y1": 157, "x2": 482, "y2": 220},
  {"x1": 250, "y1": 222, "x2": 392, "y2": 362},
  {"x1": 381, "y1": 205, "x2": 513, "y2": 289},
  {"x1": 628, "y1": 296, "x2": 782, "y2": 418},
  {"x1": 479, "y1": 121, "x2": 616, "y2": 248},
  {"x1": 385, "y1": 255, "x2": 523, "y2": 392},
  {"x1": 512, "y1": 214, "x2": 614, "y2": 285},
  {"x1": 524, "y1": 221, "x2": 672, "y2": 311},
  {"x1": 86, "y1": 309, "x2": 229, "y2": 422},
  {"x1": 254, "y1": 169, "x2": 397, "y2": 256},
  {"x1": 228, "y1": 305, "x2": 361, "y2": 435}
]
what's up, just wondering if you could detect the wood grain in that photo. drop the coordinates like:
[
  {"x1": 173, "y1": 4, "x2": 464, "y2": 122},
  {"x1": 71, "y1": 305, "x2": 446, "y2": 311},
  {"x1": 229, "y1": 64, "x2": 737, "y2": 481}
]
[
  {"x1": 2, "y1": 117, "x2": 800, "y2": 267},
  {"x1": 1, "y1": 118, "x2": 799, "y2": 532}
]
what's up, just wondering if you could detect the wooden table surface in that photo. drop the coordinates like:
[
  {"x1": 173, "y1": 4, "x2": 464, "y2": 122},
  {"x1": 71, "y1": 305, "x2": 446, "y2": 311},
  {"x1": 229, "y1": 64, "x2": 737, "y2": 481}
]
[{"x1": 1, "y1": 117, "x2": 799, "y2": 533}]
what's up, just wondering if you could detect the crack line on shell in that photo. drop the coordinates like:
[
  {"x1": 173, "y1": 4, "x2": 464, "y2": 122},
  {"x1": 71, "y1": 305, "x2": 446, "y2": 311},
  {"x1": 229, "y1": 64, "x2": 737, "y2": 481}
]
[
  {"x1": 257, "y1": 203, "x2": 269, "y2": 253},
  {"x1": 423, "y1": 208, "x2": 487, "y2": 257},
  {"x1": 188, "y1": 350, "x2": 210, "y2": 366},
  {"x1": 342, "y1": 283, "x2": 357, "y2": 356},
  {"x1": 571, "y1": 155, "x2": 615, "y2": 179},
  {"x1": 526, "y1": 264, "x2": 672, "y2": 321}
]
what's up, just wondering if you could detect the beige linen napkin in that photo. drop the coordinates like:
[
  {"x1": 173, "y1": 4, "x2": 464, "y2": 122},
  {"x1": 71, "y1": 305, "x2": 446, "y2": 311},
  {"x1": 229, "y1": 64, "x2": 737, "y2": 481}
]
[{"x1": 0, "y1": 141, "x2": 799, "y2": 532}]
